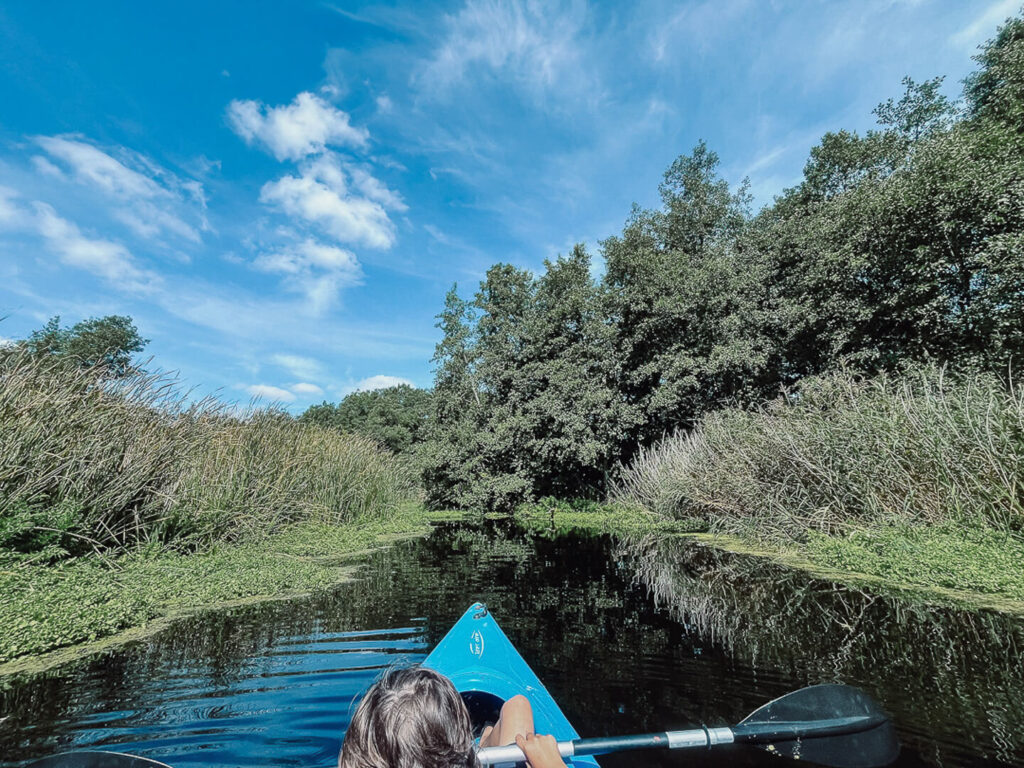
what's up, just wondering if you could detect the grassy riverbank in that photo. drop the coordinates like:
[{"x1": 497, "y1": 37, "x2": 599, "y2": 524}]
[
  {"x1": 615, "y1": 369, "x2": 1023, "y2": 539},
  {"x1": 0, "y1": 347, "x2": 419, "y2": 556},
  {"x1": 0, "y1": 504, "x2": 453, "y2": 673},
  {"x1": 678, "y1": 526, "x2": 1024, "y2": 614},
  {"x1": 802, "y1": 524, "x2": 1024, "y2": 604},
  {"x1": 515, "y1": 502, "x2": 1024, "y2": 612},
  {"x1": 0, "y1": 349, "x2": 436, "y2": 672},
  {"x1": 606, "y1": 368, "x2": 1024, "y2": 609}
]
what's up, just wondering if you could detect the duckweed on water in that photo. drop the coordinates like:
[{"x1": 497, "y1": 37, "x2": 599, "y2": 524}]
[
  {"x1": 514, "y1": 498, "x2": 705, "y2": 537},
  {"x1": 804, "y1": 525, "x2": 1024, "y2": 601},
  {"x1": 0, "y1": 506, "x2": 447, "y2": 667},
  {"x1": 512, "y1": 500, "x2": 1024, "y2": 611}
]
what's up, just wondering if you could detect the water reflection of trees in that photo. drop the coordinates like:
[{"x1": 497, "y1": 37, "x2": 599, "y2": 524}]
[
  {"x1": 1, "y1": 523, "x2": 774, "y2": 768},
  {"x1": 4, "y1": 523, "x2": 1023, "y2": 768},
  {"x1": 619, "y1": 534, "x2": 1024, "y2": 767}
]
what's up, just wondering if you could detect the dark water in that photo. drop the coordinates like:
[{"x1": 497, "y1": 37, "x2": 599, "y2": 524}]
[{"x1": 2, "y1": 520, "x2": 1023, "y2": 768}]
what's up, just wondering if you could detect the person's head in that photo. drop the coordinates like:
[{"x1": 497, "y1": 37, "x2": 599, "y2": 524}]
[{"x1": 339, "y1": 665, "x2": 477, "y2": 768}]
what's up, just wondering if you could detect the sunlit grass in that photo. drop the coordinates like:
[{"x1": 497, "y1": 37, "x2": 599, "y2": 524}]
[
  {"x1": 614, "y1": 368, "x2": 1024, "y2": 539},
  {"x1": 0, "y1": 346, "x2": 419, "y2": 557}
]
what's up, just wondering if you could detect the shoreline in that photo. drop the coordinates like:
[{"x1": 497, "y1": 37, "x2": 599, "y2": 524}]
[
  {"x1": 513, "y1": 502, "x2": 1024, "y2": 615},
  {"x1": 0, "y1": 506, "x2": 461, "y2": 679},
  {"x1": 6, "y1": 502, "x2": 1021, "y2": 679},
  {"x1": 683, "y1": 531, "x2": 1024, "y2": 616}
]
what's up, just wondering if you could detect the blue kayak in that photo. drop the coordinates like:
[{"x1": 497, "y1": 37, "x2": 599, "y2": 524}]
[{"x1": 423, "y1": 603, "x2": 599, "y2": 767}]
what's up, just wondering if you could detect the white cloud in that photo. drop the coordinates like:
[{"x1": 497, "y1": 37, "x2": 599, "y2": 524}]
[
  {"x1": 271, "y1": 353, "x2": 325, "y2": 380},
  {"x1": 424, "y1": 223, "x2": 452, "y2": 245},
  {"x1": 950, "y1": 0, "x2": 1019, "y2": 50},
  {"x1": 259, "y1": 153, "x2": 398, "y2": 249},
  {"x1": 418, "y1": 0, "x2": 593, "y2": 105},
  {"x1": 226, "y1": 92, "x2": 369, "y2": 161},
  {"x1": 153, "y1": 282, "x2": 431, "y2": 360},
  {"x1": 31, "y1": 155, "x2": 65, "y2": 180},
  {"x1": 349, "y1": 374, "x2": 414, "y2": 393},
  {"x1": 744, "y1": 145, "x2": 788, "y2": 176},
  {"x1": 35, "y1": 136, "x2": 167, "y2": 199},
  {"x1": 254, "y1": 237, "x2": 363, "y2": 313},
  {"x1": 34, "y1": 135, "x2": 204, "y2": 242},
  {"x1": 0, "y1": 186, "x2": 24, "y2": 225},
  {"x1": 115, "y1": 201, "x2": 201, "y2": 242},
  {"x1": 254, "y1": 238, "x2": 361, "y2": 276},
  {"x1": 291, "y1": 382, "x2": 324, "y2": 396},
  {"x1": 346, "y1": 163, "x2": 408, "y2": 211},
  {"x1": 649, "y1": 0, "x2": 751, "y2": 62},
  {"x1": 32, "y1": 202, "x2": 155, "y2": 289},
  {"x1": 245, "y1": 384, "x2": 296, "y2": 402},
  {"x1": 305, "y1": 273, "x2": 353, "y2": 314}
]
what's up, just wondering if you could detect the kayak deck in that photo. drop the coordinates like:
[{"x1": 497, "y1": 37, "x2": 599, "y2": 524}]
[{"x1": 423, "y1": 603, "x2": 599, "y2": 767}]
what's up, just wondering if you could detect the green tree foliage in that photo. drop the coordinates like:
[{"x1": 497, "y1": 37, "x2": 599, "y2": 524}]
[
  {"x1": 873, "y1": 76, "x2": 955, "y2": 142},
  {"x1": 747, "y1": 21, "x2": 1024, "y2": 376},
  {"x1": 21, "y1": 315, "x2": 148, "y2": 377},
  {"x1": 299, "y1": 385, "x2": 432, "y2": 454},
  {"x1": 424, "y1": 12, "x2": 1024, "y2": 510},
  {"x1": 603, "y1": 141, "x2": 762, "y2": 447},
  {"x1": 424, "y1": 251, "x2": 621, "y2": 510},
  {"x1": 521, "y1": 246, "x2": 623, "y2": 497},
  {"x1": 421, "y1": 287, "x2": 489, "y2": 509},
  {"x1": 965, "y1": 12, "x2": 1024, "y2": 128}
]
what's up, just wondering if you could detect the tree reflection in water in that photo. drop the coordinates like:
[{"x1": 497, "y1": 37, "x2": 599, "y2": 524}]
[
  {"x1": 619, "y1": 534, "x2": 1024, "y2": 768},
  {"x1": 1, "y1": 521, "x2": 1021, "y2": 768}
]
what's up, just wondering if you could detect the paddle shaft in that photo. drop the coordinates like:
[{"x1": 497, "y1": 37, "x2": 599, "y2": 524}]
[
  {"x1": 475, "y1": 714, "x2": 887, "y2": 765},
  {"x1": 476, "y1": 727, "x2": 730, "y2": 764}
]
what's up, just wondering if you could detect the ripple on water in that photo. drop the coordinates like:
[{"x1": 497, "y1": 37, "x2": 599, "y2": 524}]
[
  {"x1": 1, "y1": 521, "x2": 1023, "y2": 768},
  {"x1": 1, "y1": 619, "x2": 428, "y2": 768}
]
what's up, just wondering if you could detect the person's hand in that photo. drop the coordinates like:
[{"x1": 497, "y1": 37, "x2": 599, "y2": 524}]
[{"x1": 514, "y1": 733, "x2": 567, "y2": 768}]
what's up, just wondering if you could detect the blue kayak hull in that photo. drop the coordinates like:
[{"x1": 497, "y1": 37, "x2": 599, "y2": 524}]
[{"x1": 423, "y1": 603, "x2": 599, "y2": 766}]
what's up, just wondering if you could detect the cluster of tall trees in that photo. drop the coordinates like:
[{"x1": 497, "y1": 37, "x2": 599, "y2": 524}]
[
  {"x1": 8, "y1": 315, "x2": 148, "y2": 378},
  {"x1": 423, "y1": 14, "x2": 1024, "y2": 511},
  {"x1": 300, "y1": 385, "x2": 432, "y2": 454}
]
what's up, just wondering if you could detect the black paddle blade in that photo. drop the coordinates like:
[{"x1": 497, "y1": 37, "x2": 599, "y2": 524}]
[
  {"x1": 733, "y1": 684, "x2": 899, "y2": 768},
  {"x1": 25, "y1": 752, "x2": 173, "y2": 768}
]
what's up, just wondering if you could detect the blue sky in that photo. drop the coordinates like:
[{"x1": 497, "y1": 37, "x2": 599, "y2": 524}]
[{"x1": 0, "y1": 0, "x2": 1016, "y2": 410}]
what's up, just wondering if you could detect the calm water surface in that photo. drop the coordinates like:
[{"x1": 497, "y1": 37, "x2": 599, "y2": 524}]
[{"x1": 2, "y1": 520, "x2": 1023, "y2": 768}]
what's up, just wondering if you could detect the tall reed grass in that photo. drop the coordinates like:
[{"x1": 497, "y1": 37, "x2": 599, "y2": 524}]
[
  {"x1": 0, "y1": 347, "x2": 418, "y2": 556},
  {"x1": 614, "y1": 369, "x2": 1024, "y2": 539}
]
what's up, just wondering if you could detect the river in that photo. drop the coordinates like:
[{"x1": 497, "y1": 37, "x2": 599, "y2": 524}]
[{"x1": 1, "y1": 519, "x2": 1022, "y2": 767}]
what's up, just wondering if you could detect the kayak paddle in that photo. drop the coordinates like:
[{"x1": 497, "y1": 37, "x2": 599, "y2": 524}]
[{"x1": 476, "y1": 683, "x2": 900, "y2": 767}]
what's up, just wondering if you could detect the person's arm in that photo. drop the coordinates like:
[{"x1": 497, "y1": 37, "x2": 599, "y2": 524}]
[{"x1": 514, "y1": 733, "x2": 568, "y2": 768}]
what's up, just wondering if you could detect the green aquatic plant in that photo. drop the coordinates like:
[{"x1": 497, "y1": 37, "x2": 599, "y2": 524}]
[
  {"x1": 514, "y1": 497, "x2": 705, "y2": 538},
  {"x1": 0, "y1": 506, "x2": 439, "y2": 667}
]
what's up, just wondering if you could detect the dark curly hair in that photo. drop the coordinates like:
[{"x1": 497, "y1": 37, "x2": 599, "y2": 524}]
[{"x1": 339, "y1": 665, "x2": 479, "y2": 768}]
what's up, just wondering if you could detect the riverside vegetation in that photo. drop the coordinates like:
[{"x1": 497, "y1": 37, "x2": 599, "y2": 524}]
[
  {"x1": 0, "y1": 330, "x2": 425, "y2": 668},
  {"x1": 4, "y1": 13, "x2": 1024, "y2": 668},
  {"x1": 405, "y1": 15, "x2": 1024, "y2": 604},
  {"x1": 614, "y1": 370, "x2": 1024, "y2": 605},
  {"x1": 419, "y1": 14, "x2": 1024, "y2": 514}
]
